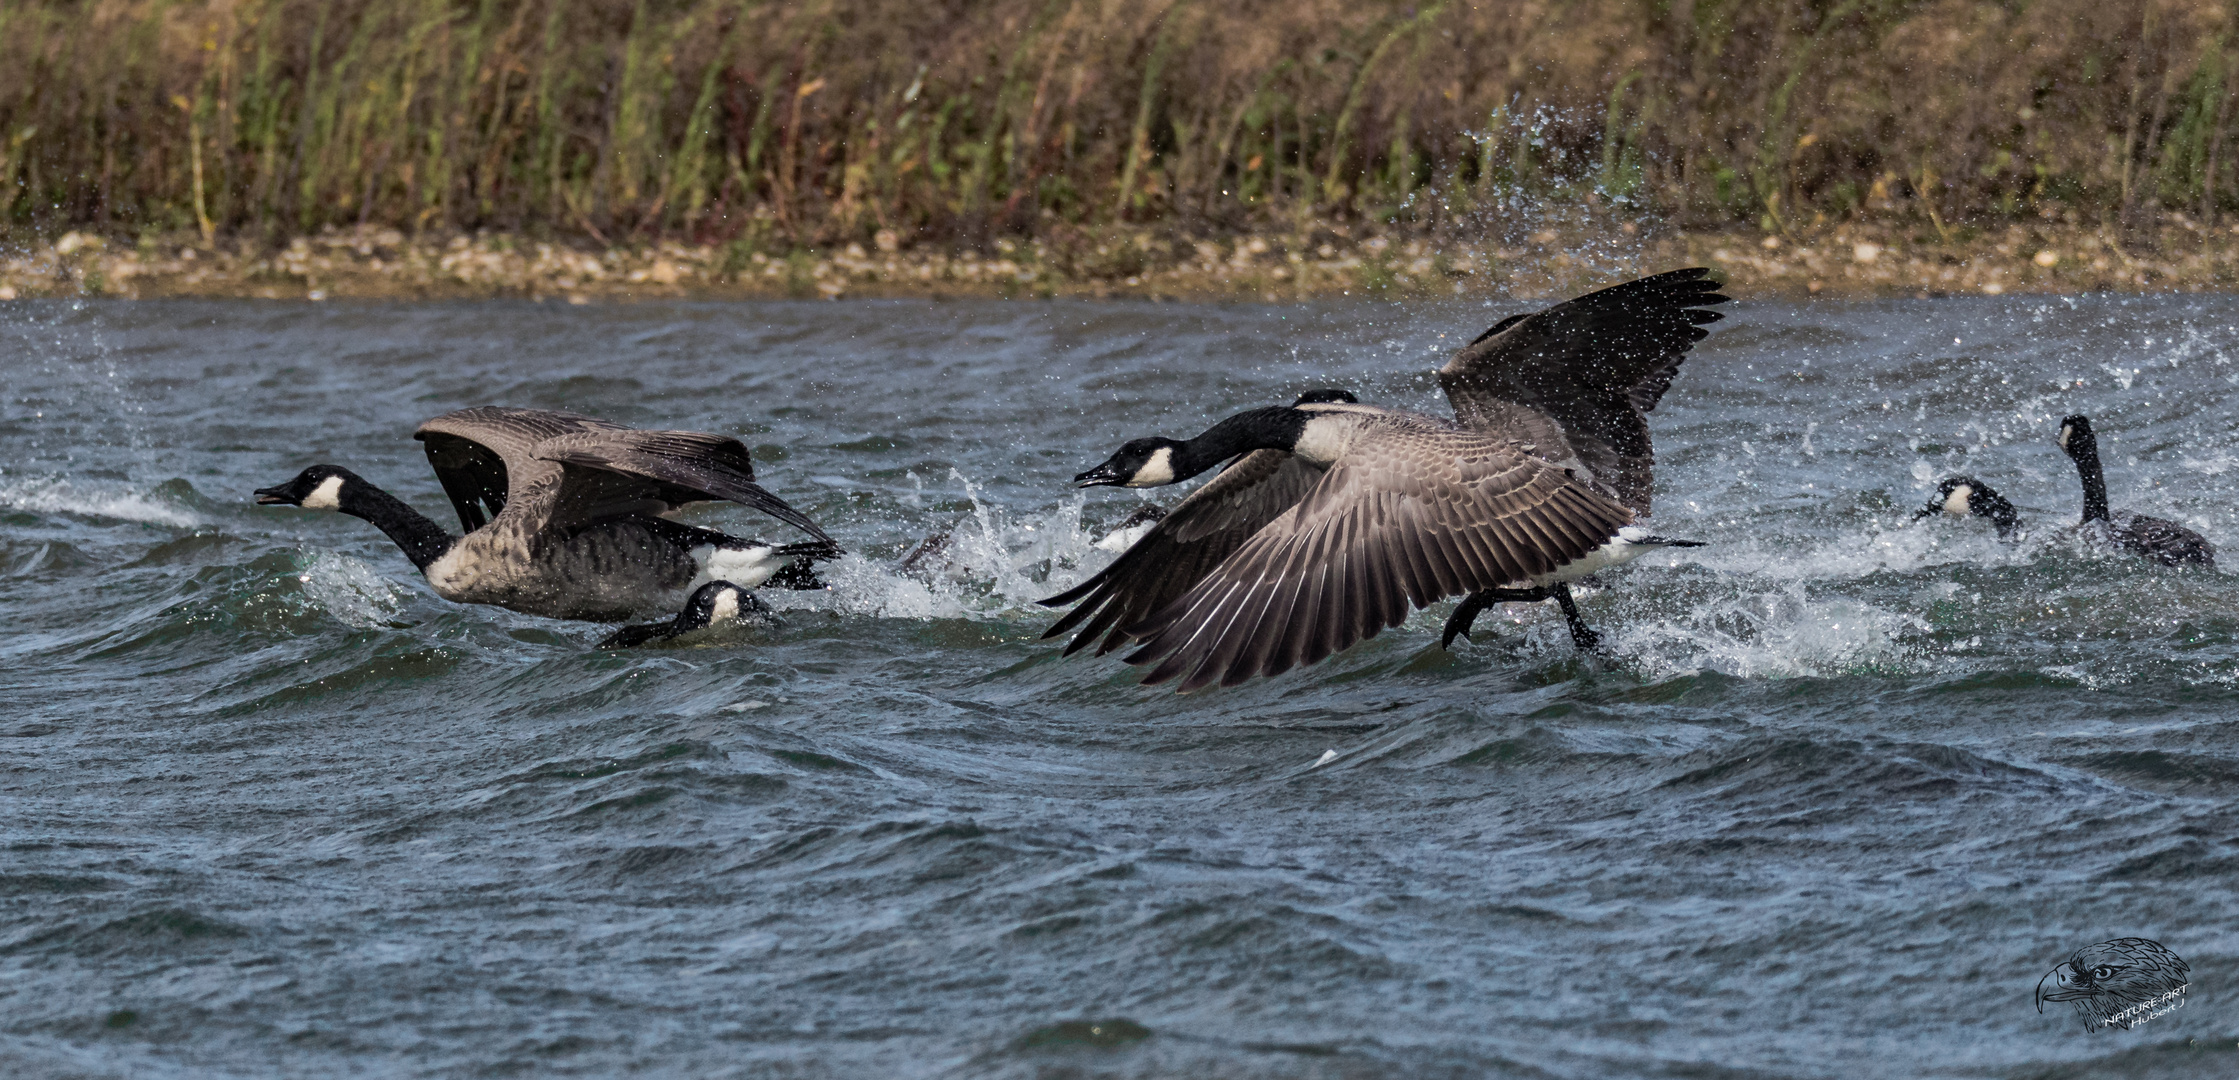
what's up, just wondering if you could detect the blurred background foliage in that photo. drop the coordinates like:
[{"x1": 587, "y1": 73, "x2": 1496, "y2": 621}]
[{"x1": 3, "y1": 0, "x2": 2236, "y2": 247}]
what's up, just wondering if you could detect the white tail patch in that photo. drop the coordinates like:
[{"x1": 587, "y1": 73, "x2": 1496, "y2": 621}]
[
  {"x1": 1533, "y1": 527, "x2": 1687, "y2": 586},
  {"x1": 691, "y1": 544, "x2": 781, "y2": 590}
]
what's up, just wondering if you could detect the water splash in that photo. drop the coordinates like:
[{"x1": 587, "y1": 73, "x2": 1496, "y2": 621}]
[
  {"x1": 296, "y1": 550, "x2": 405, "y2": 628},
  {"x1": 764, "y1": 470, "x2": 1110, "y2": 622},
  {"x1": 1623, "y1": 581, "x2": 1929, "y2": 681}
]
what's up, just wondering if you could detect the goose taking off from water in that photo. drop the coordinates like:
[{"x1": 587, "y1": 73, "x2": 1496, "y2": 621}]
[
  {"x1": 2057, "y1": 414, "x2": 2214, "y2": 568},
  {"x1": 1912, "y1": 475, "x2": 2022, "y2": 539},
  {"x1": 255, "y1": 407, "x2": 839, "y2": 622},
  {"x1": 1040, "y1": 268, "x2": 1728, "y2": 688}
]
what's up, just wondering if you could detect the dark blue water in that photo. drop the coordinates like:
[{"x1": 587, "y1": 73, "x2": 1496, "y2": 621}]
[{"x1": 2, "y1": 295, "x2": 2234, "y2": 1078}]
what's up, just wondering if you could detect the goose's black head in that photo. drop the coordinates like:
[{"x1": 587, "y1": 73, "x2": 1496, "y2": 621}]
[
  {"x1": 1292, "y1": 388, "x2": 1358, "y2": 406},
  {"x1": 1075, "y1": 438, "x2": 1187, "y2": 488},
  {"x1": 255, "y1": 465, "x2": 362, "y2": 510},
  {"x1": 1914, "y1": 475, "x2": 2021, "y2": 537},
  {"x1": 678, "y1": 580, "x2": 751, "y2": 632},
  {"x1": 2057, "y1": 414, "x2": 2097, "y2": 459}
]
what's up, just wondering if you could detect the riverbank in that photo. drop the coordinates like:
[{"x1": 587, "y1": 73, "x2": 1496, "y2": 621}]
[{"x1": 6, "y1": 215, "x2": 2238, "y2": 304}]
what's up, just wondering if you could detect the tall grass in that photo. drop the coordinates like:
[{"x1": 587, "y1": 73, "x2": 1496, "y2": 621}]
[{"x1": 5, "y1": 0, "x2": 2239, "y2": 247}]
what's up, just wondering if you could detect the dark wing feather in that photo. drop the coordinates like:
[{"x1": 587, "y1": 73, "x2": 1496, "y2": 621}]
[
  {"x1": 420, "y1": 432, "x2": 508, "y2": 533},
  {"x1": 2112, "y1": 512, "x2": 2217, "y2": 568},
  {"x1": 1122, "y1": 429, "x2": 1632, "y2": 691},
  {"x1": 1039, "y1": 450, "x2": 1326, "y2": 657},
  {"x1": 1438, "y1": 267, "x2": 1728, "y2": 515},
  {"x1": 415, "y1": 407, "x2": 624, "y2": 533},
  {"x1": 536, "y1": 429, "x2": 833, "y2": 544}
]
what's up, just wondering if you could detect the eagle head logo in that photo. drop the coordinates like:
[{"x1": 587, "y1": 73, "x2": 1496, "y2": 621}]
[{"x1": 2036, "y1": 938, "x2": 2189, "y2": 1032}]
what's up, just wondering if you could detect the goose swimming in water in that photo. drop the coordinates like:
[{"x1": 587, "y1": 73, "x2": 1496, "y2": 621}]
[
  {"x1": 1041, "y1": 269, "x2": 1727, "y2": 688},
  {"x1": 1912, "y1": 475, "x2": 2022, "y2": 539},
  {"x1": 2057, "y1": 414, "x2": 2214, "y2": 568},
  {"x1": 597, "y1": 580, "x2": 768, "y2": 648},
  {"x1": 254, "y1": 407, "x2": 839, "y2": 621}
]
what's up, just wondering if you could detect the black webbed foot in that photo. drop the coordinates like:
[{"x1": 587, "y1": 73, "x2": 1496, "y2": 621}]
[{"x1": 1552, "y1": 584, "x2": 1602, "y2": 651}]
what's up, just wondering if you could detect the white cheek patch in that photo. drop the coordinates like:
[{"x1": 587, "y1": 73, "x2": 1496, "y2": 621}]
[
  {"x1": 1942, "y1": 485, "x2": 1973, "y2": 517},
  {"x1": 708, "y1": 591, "x2": 741, "y2": 625},
  {"x1": 300, "y1": 475, "x2": 345, "y2": 510},
  {"x1": 1127, "y1": 446, "x2": 1177, "y2": 487},
  {"x1": 2058, "y1": 426, "x2": 2073, "y2": 449}
]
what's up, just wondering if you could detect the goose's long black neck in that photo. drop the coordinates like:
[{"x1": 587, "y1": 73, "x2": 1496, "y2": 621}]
[
  {"x1": 340, "y1": 483, "x2": 457, "y2": 570},
  {"x1": 2068, "y1": 436, "x2": 2110, "y2": 524},
  {"x1": 1173, "y1": 407, "x2": 1312, "y2": 479}
]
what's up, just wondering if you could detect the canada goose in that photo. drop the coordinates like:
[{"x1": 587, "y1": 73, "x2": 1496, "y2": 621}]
[
  {"x1": 254, "y1": 407, "x2": 840, "y2": 621},
  {"x1": 1912, "y1": 475, "x2": 2021, "y2": 539},
  {"x1": 2056, "y1": 414, "x2": 2214, "y2": 567},
  {"x1": 1041, "y1": 269, "x2": 1726, "y2": 687},
  {"x1": 597, "y1": 580, "x2": 768, "y2": 648},
  {"x1": 1037, "y1": 389, "x2": 1360, "y2": 659}
]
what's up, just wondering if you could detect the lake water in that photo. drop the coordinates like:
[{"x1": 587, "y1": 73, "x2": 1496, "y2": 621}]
[{"x1": 1, "y1": 294, "x2": 2233, "y2": 1078}]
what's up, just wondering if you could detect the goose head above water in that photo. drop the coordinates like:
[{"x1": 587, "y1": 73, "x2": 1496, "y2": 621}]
[
  {"x1": 1073, "y1": 389, "x2": 1360, "y2": 489},
  {"x1": 1913, "y1": 475, "x2": 2021, "y2": 538},
  {"x1": 596, "y1": 579, "x2": 769, "y2": 648},
  {"x1": 2053, "y1": 412, "x2": 2215, "y2": 567},
  {"x1": 255, "y1": 463, "x2": 458, "y2": 570},
  {"x1": 2056, "y1": 414, "x2": 2109, "y2": 522},
  {"x1": 254, "y1": 464, "x2": 354, "y2": 510}
]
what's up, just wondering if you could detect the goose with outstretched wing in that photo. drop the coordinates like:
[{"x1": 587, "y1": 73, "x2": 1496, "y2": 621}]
[
  {"x1": 1040, "y1": 268, "x2": 1726, "y2": 688},
  {"x1": 255, "y1": 407, "x2": 838, "y2": 624}
]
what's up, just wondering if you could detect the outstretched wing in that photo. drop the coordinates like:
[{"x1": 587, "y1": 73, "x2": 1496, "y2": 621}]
[
  {"x1": 415, "y1": 407, "x2": 623, "y2": 532},
  {"x1": 1039, "y1": 450, "x2": 1326, "y2": 657},
  {"x1": 1438, "y1": 267, "x2": 1728, "y2": 514},
  {"x1": 1122, "y1": 429, "x2": 1632, "y2": 691},
  {"x1": 536, "y1": 429, "x2": 833, "y2": 543}
]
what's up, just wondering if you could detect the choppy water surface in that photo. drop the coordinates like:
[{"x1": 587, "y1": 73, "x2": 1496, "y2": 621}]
[{"x1": 3, "y1": 295, "x2": 2236, "y2": 1078}]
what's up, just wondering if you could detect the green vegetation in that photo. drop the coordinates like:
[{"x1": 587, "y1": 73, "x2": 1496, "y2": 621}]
[{"x1": 4, "y1": 1, "x2": 2238, "y2": 248}]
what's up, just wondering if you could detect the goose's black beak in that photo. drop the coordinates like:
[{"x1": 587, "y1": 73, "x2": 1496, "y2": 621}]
[
  {"x1": 1074, "y1": 461, "x2": 1129, "y2": 488},
  {"x1": 253, "y1": 485, "x2": 296, "y2": 506}
]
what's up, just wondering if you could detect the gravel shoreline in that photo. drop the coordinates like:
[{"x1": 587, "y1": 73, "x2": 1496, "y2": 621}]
[{"x1": 6, "y1": 217, "x2": 2236, "y2": 303}]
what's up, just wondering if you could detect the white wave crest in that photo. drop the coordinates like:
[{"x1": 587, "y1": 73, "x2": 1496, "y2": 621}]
[{"x1": 0, "y1": 477, "x2": 200, "y2": 527}]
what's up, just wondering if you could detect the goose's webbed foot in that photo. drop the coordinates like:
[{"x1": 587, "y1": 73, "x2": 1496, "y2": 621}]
[{"x1": 1552, "y1": 584, "x2": 1602, "y2": 651}]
